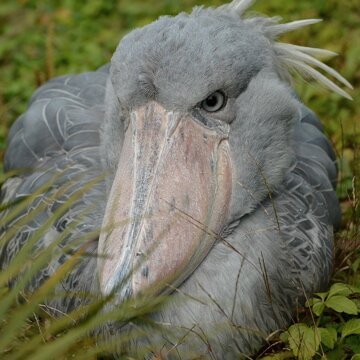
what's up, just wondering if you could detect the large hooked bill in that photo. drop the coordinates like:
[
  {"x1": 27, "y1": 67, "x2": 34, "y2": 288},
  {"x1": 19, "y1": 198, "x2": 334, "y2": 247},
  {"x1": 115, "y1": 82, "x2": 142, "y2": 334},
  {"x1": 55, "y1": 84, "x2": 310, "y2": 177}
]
[{"x1": 98, "y1": 101, "x2": 233, "y2": 301}]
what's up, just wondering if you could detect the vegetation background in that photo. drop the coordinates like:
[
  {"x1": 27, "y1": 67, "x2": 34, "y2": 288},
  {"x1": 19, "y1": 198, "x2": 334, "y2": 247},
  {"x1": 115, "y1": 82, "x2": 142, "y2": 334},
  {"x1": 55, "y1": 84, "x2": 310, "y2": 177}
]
[{"x1": 0, "y1": 0, "x2": 358, "y2": 359}]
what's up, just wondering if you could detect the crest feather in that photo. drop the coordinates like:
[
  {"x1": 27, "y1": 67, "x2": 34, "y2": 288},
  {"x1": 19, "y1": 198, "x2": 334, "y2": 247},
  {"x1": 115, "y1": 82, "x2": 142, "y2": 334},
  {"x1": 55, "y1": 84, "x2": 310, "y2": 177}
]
[
  {"x1": 267, "y1": 19, "x2": 322, "y2": 36},
  {"x1": 218, "y1": 0, "x2": 255, "y2": 16},
  {"x1": 277, "y1": 44, "x2": 338, "y2": 59},
  {"x1": 218, "y1": 0, "x2": 352, "y2": 99},
  {"x1": 285, "y1": 59, "x2": 352, "y2": 100},
  {"x1": 274, "y1": 43, "x2": 353, "y2": 89}
]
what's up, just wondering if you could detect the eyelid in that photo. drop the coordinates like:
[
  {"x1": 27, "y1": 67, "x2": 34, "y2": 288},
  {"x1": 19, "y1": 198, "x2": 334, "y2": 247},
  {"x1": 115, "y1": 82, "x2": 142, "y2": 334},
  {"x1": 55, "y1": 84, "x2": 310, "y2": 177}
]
[
  {"x1": 199, "y1": 90, "x2": 227, "y2": 112},
  {"x1": 196, "y1": 96, "x2": 235, "y2": 124}
]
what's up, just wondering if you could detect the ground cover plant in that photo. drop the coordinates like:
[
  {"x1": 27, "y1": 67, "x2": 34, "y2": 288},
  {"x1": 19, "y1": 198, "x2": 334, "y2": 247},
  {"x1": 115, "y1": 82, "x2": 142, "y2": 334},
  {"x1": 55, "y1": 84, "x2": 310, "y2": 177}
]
[{"x1": 0, "y1": 0, "x2": 359, "y2": 359}]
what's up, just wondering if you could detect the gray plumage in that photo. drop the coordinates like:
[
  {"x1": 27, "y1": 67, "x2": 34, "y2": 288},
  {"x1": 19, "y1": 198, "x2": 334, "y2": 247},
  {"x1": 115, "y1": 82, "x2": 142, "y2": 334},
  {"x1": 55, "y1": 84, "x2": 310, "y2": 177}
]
[{"x1": 0, "y1": 0, "x2": 350, "y2": 358}]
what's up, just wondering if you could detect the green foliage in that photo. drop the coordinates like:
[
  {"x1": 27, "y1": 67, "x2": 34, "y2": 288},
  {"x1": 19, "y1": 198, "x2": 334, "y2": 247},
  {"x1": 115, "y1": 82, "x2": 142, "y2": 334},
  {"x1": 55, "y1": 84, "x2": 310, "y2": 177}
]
[
  {"x1": 262, "y1": 283, "x2": 360, "y2": 360},
  {"x1": 308, "y1": 283, "x2": 359, "y2": 316},
  {"x1": 284, "y1": 324, "x2": 320, "y2": 360}
]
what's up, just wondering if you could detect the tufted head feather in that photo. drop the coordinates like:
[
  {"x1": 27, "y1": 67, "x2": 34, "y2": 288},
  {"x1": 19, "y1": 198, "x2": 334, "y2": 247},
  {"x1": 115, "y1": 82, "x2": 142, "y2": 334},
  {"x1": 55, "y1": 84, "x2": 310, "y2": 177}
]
[{"x1": 218, "y1": 0, "x2": 353, "y2": 99}]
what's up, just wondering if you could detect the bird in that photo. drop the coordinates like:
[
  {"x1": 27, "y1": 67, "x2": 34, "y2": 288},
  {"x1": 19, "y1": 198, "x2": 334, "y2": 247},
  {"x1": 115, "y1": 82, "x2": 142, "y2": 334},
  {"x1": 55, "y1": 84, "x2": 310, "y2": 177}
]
[{"x1": 0, "y1": 0, "x2": 352, "y2": 358}]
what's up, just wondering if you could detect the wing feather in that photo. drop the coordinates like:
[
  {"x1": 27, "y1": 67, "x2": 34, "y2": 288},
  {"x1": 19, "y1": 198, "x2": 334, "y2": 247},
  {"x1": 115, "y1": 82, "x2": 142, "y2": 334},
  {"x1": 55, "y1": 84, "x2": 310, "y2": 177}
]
[{"x1": 0, "y1": 66, "x2": 109, "y2": 303}]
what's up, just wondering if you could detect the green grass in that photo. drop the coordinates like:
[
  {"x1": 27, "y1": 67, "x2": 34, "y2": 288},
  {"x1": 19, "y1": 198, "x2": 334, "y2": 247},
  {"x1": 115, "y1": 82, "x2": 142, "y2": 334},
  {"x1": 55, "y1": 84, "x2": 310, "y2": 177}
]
[{"x1": 0, "y1": 0, "x2": 359, "y2": 359}]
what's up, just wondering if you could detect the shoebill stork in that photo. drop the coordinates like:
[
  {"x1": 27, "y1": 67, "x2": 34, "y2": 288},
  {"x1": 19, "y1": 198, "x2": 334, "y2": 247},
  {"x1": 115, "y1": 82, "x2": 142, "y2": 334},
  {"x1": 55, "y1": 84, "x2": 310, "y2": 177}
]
[{"x1": 0, "y1": 0, "x2": 352, "y2": 358}]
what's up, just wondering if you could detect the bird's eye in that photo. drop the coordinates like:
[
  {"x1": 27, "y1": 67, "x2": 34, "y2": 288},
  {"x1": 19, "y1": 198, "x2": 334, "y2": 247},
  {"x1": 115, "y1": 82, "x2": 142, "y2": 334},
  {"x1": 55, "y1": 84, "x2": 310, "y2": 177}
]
[{"x1": 201, "y1": 91, "x2": 226, "y2": 112}]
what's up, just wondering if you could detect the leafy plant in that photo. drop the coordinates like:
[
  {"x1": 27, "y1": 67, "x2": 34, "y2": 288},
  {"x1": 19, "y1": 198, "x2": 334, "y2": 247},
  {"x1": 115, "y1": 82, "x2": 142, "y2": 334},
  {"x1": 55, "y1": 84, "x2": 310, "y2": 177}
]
[{"x1": 261, "y1": 282, "x2": 360, "y2": 360}]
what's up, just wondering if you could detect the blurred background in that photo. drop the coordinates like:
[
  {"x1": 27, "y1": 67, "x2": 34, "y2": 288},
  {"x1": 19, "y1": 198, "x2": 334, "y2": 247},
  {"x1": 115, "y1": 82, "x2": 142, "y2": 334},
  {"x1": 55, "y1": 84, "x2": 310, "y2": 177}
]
[{"x1": 0, "y1": 0, "x2": 358, "y2": 216}]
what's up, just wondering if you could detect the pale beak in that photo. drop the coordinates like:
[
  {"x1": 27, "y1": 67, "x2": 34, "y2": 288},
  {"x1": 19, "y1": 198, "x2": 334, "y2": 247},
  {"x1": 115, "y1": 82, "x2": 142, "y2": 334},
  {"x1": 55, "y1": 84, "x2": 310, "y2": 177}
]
[{"x1": 98, "y1": 101, "x2": 232, "y2": 299}]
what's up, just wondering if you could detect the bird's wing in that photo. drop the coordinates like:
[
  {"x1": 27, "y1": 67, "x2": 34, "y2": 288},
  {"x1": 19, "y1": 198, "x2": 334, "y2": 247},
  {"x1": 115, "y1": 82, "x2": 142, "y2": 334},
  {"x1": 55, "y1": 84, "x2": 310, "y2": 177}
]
[
  {"x1": 271, "y1": 104, "x2": 340, "y2": 295},
  {"x1": 293, "y1": 105, "x2": 341, "y2": 229},
  {"x1": 0, "y1": 66, "x2": 109, "y2": 306}
]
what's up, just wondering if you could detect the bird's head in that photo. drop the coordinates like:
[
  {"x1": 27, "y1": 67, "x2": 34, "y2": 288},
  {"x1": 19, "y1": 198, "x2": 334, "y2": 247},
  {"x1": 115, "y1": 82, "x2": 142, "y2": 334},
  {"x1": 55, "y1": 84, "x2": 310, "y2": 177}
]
[{"x1": 98, "y1": 0, "x2": 351, "y2": 301}]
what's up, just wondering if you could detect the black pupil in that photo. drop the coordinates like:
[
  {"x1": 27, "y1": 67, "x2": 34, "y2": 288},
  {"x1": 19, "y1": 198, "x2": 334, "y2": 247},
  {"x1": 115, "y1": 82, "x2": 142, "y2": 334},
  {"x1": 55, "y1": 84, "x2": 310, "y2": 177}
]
[{"x1": 206, "y1": 94, "x2": 218, "y2": 107}]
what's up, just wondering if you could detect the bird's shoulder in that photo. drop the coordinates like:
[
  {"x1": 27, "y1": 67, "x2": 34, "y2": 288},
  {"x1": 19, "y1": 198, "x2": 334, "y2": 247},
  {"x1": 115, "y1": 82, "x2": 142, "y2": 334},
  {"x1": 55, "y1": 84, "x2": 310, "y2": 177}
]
[{"x1": 4, "y1": 65, "x2": 109, "y2": 172}]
